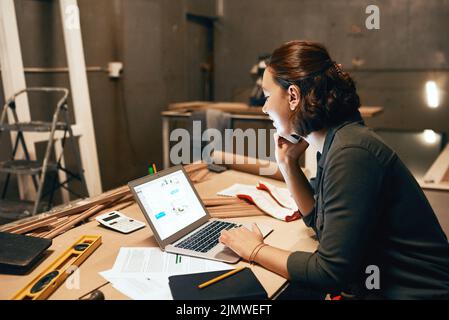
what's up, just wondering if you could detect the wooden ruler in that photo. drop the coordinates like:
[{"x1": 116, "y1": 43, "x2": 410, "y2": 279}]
[{"x1": 12, "y1": 235, "x2": 102, "y2": 300}]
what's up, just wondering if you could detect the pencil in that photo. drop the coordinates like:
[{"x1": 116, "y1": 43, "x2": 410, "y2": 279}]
[
  {"x1": 152, "y1": 163, "x2": 157, "y2": 173},
  {"x1": 198, "y1": 267, "x2": 245, "y2": 289}
]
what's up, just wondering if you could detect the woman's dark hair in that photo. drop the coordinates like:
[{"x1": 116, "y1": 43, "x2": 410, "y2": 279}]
[{"x1": 267, "y1": 40, "x2": 361, "y2": 137}]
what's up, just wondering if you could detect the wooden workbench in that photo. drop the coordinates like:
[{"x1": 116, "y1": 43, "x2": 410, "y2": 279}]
[{"x1": 0, "y1": 170, "x2": 318, "y2": 300}]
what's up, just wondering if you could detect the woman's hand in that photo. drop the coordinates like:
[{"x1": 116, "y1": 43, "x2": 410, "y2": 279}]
[
  {"x1": 274, "y1": 133, "x2": 309, "y2": 167},
  {"x1": 219, "y1": 224, "x2": 264, "y2": 261}
]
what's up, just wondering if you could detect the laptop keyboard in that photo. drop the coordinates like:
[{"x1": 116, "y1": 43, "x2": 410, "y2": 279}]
[{"x1": 175, "y1": 221, "x2": 240, "y2": 253}]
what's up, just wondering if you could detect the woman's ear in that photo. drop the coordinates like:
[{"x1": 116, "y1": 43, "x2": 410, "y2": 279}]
[{"x1": 287, "y1": 85, "x2": 300, "y2": 111}]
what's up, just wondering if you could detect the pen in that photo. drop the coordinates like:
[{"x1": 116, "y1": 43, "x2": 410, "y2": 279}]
[{"x1": 198, "y1": 267, "x2": 245, "y2": 289}]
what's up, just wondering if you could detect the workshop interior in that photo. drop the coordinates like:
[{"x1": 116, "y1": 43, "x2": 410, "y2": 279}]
[{"x1": 0, "y1": 0, "x2": 448, "y2": 302}]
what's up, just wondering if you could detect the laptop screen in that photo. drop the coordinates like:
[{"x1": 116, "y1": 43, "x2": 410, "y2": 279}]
[{"x1": 133, "y1": 169, "x2": 208, "y2": 240}]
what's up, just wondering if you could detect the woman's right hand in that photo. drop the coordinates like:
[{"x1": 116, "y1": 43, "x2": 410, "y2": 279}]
[{"x1": 274, "y1": 133, "x2": 309, "y2": 168}]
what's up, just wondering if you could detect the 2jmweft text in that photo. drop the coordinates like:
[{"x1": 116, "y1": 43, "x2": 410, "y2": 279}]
[{"x1": 176, "y1": 304, "x2": 272, "y2": 317}]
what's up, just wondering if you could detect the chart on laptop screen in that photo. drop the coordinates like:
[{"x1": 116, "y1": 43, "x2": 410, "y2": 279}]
[{"x1": 134, "y1": 170, "x2": 207, "y2": 240}]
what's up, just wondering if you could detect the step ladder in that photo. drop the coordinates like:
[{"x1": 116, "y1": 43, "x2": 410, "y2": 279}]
[{"x1": 0, "y1": 87, "x2": 88, "y2": 218}]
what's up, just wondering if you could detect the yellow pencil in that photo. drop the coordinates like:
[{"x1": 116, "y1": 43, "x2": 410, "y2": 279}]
[
  {"x1": 152, "y1": 163, "x2": 157, "y2": 173},
  {"x1": 198, "y1": 267, "x2": 245, "y2": 289}
]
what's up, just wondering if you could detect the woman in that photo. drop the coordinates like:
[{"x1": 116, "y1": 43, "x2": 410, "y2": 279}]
[{"x1": 219, "y1": 40, "x2": 449, "y2": 299}]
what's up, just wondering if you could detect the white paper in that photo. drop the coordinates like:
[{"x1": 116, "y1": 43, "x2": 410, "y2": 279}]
[
  {"x1": 99, "y1": 247, "x2": 233, "y2": 300},
  {"x1": 111, "y1": 247, "x2": 232, "y2": 275},
  {"x1": 112, "y1": 276, "x2": 172, "y2": 300},
  {"x1": 100, "y1": 269, "x2": 173, "y2": 300}
]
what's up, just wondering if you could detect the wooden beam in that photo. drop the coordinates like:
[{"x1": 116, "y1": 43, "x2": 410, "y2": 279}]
[{"x1": 59, "y1": 0, "x2": 102, "y2": 196}]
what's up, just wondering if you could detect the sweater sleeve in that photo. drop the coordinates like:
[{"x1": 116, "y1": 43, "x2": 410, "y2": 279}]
[
  {"x1": 298, "y1": 176, "x2": 318, "y2": 227},
  {"x1": 298, "y1": 206, "x2": 315, "y2": 228},
  {"x1": 287, "y1": 146, "x2": 384, "y2": 292}
]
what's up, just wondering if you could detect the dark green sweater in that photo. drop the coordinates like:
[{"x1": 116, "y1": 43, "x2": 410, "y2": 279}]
[{"x1": 287, "y1": 112, "x2": 449, "y2": 299}]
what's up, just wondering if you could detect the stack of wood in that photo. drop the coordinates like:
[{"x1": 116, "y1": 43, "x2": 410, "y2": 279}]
[
  {"x1": 203, "y1": 197, "x2": 264, "y2": 218},
  {"x1": 182, "y1": 163, "x2": 265, "y2": 217},
  {"x1": 0, "y1": 185, "x2": 133, "y2": 239},
  {"x1": 0, "y1": 163, "x2": 263, "y2": 239}
]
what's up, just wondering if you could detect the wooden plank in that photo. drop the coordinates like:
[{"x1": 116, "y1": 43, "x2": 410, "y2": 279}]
[
  {"x1": 166, "y1": 103, "x2": 382, "y2": 118},
  {"x1": 202, "y1": 197, "x2": 245, "y2": 206},
  {"x1": 0, "y1": 214, "x2": 59, "y2": 233},
  {"x1": 59, "y1": 0, "x2": 102, "y2": 196},
  {"x1": 209, "y1": 209, "x2": 264, "y2": 218},
  {"x1": 107, "y1": 200, "x2": 135, "y2": 212},
  {"x1": 0, "y1": 185, "x2": 131, "y2": 235},
  {"x1": 168, "y1": 101, "x2": 263, "y2": 115},
  {"x1": 43, "y1": 191, "x2": 133, "y2": 239},
  {"x1": 42, "y1": 204, "x2": 104, "y2": 239},
  {"x1": 11, "y1": 217, "x2": 58, "y2": 234},
  {"x1": 207, "y1": 204, "x2": 256, "y2": 211},
  {"x1": 51, "y1": 185, "x2": 130, "y2": 218},
  {"x1": 47, "y1": 217, "x2": 71, "y2": 229},
  {"x1": 167, "y1": 101, "x2": 209, "y2": 110}
]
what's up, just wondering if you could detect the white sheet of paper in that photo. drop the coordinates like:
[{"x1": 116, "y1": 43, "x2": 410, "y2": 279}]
[
  {"x1": 99, "y1": 247, "x2": 233, "y2": 300},
  {"x1": 100, "y1": 269, "x2": 173, "y2": 300},
  {"x1": 111, "y1": 247, "x2": 233, "y2": 275},
  {"x1": 112, "y1": 276, "x2": 172, "y2": 300}
]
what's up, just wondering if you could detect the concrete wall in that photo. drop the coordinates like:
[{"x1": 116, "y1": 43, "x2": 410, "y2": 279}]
[{"x1": 214, "y1": 0, "x2": 449, "y2": 134}]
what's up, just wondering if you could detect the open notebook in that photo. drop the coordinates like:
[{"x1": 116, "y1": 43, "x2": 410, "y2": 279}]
[{"x1": 217, "y1": 181, "x2": 301, "y2": 222}]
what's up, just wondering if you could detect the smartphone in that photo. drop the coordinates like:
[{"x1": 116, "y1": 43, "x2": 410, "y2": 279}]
[{"x1": 283, "y1": 133, "x2": 301, "y2": 144}]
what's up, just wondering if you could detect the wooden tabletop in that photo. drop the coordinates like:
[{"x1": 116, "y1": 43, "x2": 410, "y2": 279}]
[
  {"x1": 0, "y1": 170, "x2": 318, "y2": 300},
  {"x1": 162, "y1": 104, "x2": 383, "y2": 119}
]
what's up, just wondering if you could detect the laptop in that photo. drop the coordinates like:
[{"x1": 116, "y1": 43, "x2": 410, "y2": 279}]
[{"x1": 128, "y1": 165, "x2": 273, "y2": 264}]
